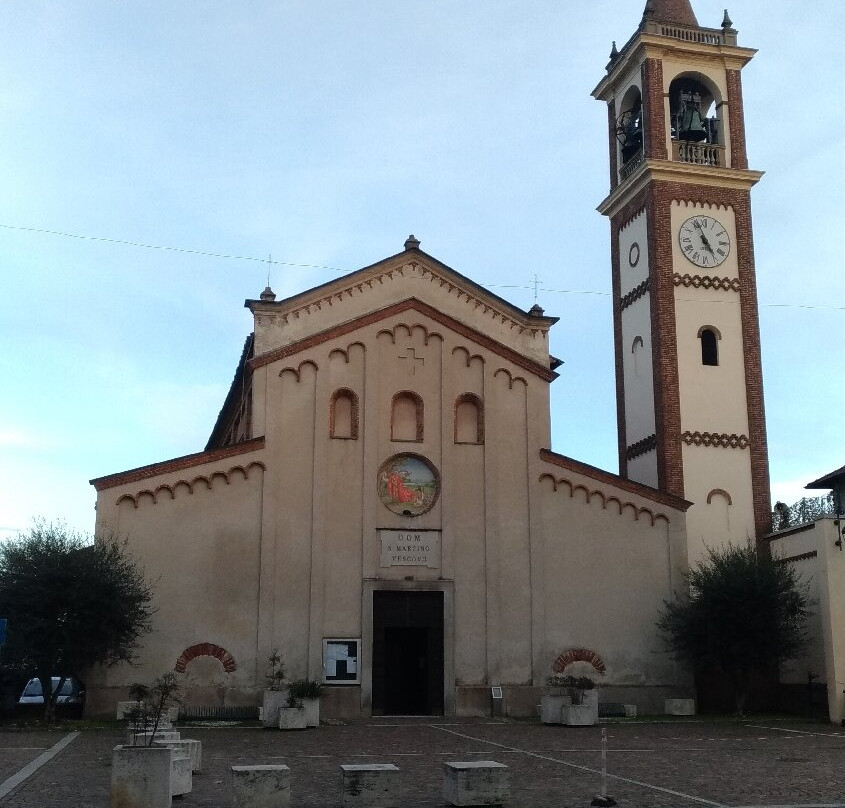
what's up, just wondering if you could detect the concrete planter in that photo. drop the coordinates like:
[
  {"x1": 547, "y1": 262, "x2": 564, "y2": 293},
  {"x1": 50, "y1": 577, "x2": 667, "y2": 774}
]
[
  {"x1": 126, "y1": 730, "x2": 180, "y2": 747},
  {"x1": 262, "y1": 690, "x2": 287, "y2": 728},
  {"x1": 562, "y1": 704, "x2": 597, "y2": 726},
  {"x1": 665, "y1": 698, "x2": 695, "y2": 716},
  {"x1": 302, "y1": 697, "x2": 320, "y2": 728},
  {"x1": 540, "y1": 694, "x2": 570, "y2": 724},
  {"x1": 170, "y1": 751, "x2": 192, "y2": 797},
  {"x1": 278, "y1": 706, "x2": 306, "y2": 730},
  {"x1": 110, "y1": 745, "x2": 172, "y2": 808},
  {"x1": 153, "y1": 739, "x2": 202, "y2": 772}
]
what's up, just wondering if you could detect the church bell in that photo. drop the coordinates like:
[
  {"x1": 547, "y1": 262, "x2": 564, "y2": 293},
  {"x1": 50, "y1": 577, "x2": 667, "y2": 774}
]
[{"x1": 675, "y1": 89, "x2": 708, "y2": 142}]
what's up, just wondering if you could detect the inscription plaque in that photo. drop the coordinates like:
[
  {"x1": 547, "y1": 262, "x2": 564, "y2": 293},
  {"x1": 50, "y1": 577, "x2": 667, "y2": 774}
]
[{"x1": 379, "y1": 529, "x2": 441, "y2": 569}]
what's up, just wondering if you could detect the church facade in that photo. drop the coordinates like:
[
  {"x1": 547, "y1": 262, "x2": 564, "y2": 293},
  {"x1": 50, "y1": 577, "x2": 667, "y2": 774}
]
[{"x1": 87, "y1": 0, "x2": 770, "y2": 718}]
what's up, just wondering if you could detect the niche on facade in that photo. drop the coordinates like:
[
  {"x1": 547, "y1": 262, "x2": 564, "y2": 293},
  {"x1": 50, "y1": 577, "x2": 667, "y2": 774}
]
[
  {"x1": 454, "y1": 393, "x2": 484, "y2": 444},
  {"x1": 330, "y1": 388, "x2": 359, "y2": 439},
  {"x1": 391, "y1": 391, "x2": 423, "y2": 442}
]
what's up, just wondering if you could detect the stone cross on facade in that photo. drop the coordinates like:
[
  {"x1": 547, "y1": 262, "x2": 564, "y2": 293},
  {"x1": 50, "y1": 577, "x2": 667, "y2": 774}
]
[{"x1": 398, "y1": 347, "x2": 424, "y2": 374}]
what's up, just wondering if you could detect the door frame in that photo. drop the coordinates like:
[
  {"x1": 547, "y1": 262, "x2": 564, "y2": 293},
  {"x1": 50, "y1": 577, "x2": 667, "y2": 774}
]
[{"x1": 361, "y1": 579, "x2": 454, "y2": 716}]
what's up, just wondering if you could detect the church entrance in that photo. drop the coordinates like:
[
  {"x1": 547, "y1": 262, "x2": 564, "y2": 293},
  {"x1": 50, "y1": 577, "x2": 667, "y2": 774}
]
[{"x1": 371, "y1": 590, "x2": 444, "y2": 715}]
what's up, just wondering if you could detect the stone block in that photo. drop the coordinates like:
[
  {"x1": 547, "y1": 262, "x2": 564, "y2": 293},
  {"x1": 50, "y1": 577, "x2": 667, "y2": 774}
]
[
  {"x1": 153, "y1": 739, "x2": 202, "y2": 772},
  {"x1": 340, "y1": 763, "x2": 399, "y2": 807},
  {"x1": 624, "y1": 704, "x2": 637, "y2": 718},
  {"x1": 111, "y1": 744, "x2": 172, "y2": 808},
  {"x1": 232, "y1": 765, "x2": 291, "y2": 808},
  {"x1": 665, "y1": 698, "x2": 695, "y2": 716},
  {"x1": 170, "y1": 751, "x2": 192, "y2": 797},
  {"x1": 443, "y1": 761, "x2": 509, "y2": 806}
]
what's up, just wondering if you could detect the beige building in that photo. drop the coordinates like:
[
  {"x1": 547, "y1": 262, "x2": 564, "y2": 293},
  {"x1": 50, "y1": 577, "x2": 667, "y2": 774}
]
[
  {"x1": 771, "y1": 467, "x2": 845, "y2": 725},
  {"x1": 87, "y1": 0, "x2": 773, "y2": 718}
]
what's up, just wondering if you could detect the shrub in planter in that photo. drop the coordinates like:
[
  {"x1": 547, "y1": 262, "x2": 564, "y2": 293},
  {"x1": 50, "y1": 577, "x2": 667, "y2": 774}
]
[
  {"x1": 112, "y1": 672, "x2": 182, "y2": 808},
  {"x1": 278, "y1": 691, "x2": 306, "y2": 730},
  {"x1": 262, "y1": 650, "x2": 288, "y2": 728},
  {"x1": 288, "y1": 678, "x2": 323, "y2": 728}
]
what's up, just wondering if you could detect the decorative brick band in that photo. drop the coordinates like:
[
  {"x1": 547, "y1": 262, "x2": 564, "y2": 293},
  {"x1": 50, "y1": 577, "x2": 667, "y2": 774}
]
[
  {"x1": 673, "y1": 273, "x2": 740, "y2": 292},
  {"x1": 681, "y1": 431, "x2": 749, "y2": 449},
  {"x1": 552, "y1": 648, "x2": 607, "y2": 677},
  {"x1": 621, "y1": 278, "x2": 650, "y2": 310},
  {"x1": 175, "y1": 643, "x2": 236, "y2": 673},
  {"x1": 626, "y1": 434, "x2": 657, "y2": 460}
]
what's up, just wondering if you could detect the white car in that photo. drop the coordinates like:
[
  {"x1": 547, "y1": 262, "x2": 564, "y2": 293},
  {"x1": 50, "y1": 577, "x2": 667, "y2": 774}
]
[{"x1": 18, "y1": 676, "x2": 85, "y2": 717}]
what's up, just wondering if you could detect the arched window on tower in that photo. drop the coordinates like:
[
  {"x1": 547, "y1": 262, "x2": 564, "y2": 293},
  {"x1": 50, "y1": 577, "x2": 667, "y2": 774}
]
[
  {"x1": 668, "y1": 73, "x2": 724, "y2": 167},
  {"x1": 391, "y1": 391, "x2": 423, "y2": 442},
  {"x1": 454, "y1": 393, "x2": 484, "y2": 444},
  {"x1": 698, "y1": 326, "x2": 720, "y2": 366},
  {"x1": 615, "y1": 86, "x2": 643, "y2": 172},
  {"x1": 330, "y1": 388, "x2": 359, "y2": 439}
]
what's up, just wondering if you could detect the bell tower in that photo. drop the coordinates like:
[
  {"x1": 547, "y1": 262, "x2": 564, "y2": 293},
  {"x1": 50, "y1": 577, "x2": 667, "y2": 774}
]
[{"x1": 592, "y1": 0, "x2": 771, "y2": 563}]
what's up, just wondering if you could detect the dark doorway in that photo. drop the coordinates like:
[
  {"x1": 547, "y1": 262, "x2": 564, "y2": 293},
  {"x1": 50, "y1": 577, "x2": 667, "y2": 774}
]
[{"x1": 372, "y1": 590, "x2": 444, "y2": 715}]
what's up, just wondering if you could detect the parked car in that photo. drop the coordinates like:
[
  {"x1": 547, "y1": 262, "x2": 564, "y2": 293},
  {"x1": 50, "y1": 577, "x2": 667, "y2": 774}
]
[{"x1": 18, "y1": 676, "x2": 85, "y2": 718}]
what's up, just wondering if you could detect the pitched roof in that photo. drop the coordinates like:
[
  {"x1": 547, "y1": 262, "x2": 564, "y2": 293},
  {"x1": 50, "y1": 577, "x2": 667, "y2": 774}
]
[
  {"x1": 643, "y1": 0, "x2": 698, "y2": 27},
  {"x1": 805, "y1": 464, "x2": 845, "y2": 490}
]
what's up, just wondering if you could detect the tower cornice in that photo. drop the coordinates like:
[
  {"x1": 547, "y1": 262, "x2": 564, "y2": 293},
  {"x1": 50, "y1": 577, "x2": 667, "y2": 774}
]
[
  {"x1": 597, "y1": 160, "x2": 764, "y2": 218},
  {"x1": 592, "y1": 35, "x2": 756, "y2": 101}
]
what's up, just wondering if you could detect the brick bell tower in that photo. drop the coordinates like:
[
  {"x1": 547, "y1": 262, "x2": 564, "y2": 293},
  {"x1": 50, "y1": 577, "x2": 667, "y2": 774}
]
[{"x1": 592, "y1": 0, "x2": 771, "y2": 564}]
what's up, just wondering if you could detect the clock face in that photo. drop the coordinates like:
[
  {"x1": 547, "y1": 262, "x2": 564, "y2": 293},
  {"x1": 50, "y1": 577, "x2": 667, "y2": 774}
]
[{"x1": 678, "y1": 215, "x2": 730, "y2": 268}]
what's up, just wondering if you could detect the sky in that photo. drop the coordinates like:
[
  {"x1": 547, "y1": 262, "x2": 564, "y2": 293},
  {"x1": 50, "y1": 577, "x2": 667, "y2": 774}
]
[{"x1": 0, "y1": 1, "x2": 842, "y2": 541}]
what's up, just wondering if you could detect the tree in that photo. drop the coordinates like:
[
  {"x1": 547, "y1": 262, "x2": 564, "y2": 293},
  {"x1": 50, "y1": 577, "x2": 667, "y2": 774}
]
[
  {"x1": 657, "y1": 542, "x2": 809, "y2": 715},
  {"x1": 0, "y1": 520, "x2": 155, "y2": 721}
]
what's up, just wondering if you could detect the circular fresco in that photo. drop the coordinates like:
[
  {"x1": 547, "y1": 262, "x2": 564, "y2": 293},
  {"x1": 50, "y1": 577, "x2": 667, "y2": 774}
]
[{"x1": 377, "y1": 453, "x2": 440, "y2": 517}]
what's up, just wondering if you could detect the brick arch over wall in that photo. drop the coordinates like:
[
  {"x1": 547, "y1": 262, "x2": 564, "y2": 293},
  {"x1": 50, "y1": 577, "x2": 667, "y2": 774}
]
[
  {"x1": 552, "y1": 648, "x2": 607, "y2": 676},
  {"x1": 174, "y1": 643, "x2": 237, "y2": 674}
]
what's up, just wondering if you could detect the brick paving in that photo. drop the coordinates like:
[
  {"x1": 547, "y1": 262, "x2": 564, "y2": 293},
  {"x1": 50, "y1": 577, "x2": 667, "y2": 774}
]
[{"x1": 1, "y1": 718, "x2": 844, "y2": 806}]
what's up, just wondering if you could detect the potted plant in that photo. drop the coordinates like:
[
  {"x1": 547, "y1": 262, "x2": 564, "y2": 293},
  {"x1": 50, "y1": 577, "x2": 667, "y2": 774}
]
[
  {"x1": 277, "y1": 690, "x2": 306, "y2": 730},
  {"x1": 261, "y1": 649, "x2": 287, "y2": 728},
  {"x1": 288, "y1": 678, "x2": 323, "y2": 727},
  {"x1": 112, "y1": 672, "x2": 184, "y2": 808}
]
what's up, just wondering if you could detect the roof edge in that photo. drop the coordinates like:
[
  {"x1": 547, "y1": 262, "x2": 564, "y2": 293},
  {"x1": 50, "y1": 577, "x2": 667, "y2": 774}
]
[
  {"x1": 90, "y1": 437, "x2": 265, "y2": 492},
  {"x1": 539, "y1": 448, "x2": 693, "y2": 511}
]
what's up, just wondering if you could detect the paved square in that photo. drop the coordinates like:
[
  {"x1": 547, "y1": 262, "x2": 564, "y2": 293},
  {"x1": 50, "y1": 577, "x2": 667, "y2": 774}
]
[{"x1": 1, "y1": 718, "x2": 844, "y2": 806}]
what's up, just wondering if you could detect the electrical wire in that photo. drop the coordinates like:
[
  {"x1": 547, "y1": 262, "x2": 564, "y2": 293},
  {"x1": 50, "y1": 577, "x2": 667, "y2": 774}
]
[{"x1": 1, "y1": 222, "x2": 842, "y2": 310}]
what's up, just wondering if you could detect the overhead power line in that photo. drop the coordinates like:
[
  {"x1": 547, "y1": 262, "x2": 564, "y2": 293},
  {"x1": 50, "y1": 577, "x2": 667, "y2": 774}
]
[{"x1": 1, "y1": 222, "x2": 842, "y2": 311}]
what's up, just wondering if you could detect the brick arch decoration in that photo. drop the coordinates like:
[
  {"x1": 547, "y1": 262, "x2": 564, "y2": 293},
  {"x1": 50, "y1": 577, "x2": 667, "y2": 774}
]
[
  {"x1": 552, "y1": 648, "x2": 607, "y2": 677},
  {"x1": 174, "y1": 643, "x2": 237, "y2": 674}
]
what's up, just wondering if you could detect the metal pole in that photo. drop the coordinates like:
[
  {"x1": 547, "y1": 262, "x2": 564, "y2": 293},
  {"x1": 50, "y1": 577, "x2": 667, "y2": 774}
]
[{"x1": 601, "y1": 727, "x2": 607, "y2": 797}]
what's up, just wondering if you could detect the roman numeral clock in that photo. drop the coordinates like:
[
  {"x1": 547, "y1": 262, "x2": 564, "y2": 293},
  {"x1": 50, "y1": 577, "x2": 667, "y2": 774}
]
[{"x1": 679, "y1": 215, "x2": 730, "y2": 268}]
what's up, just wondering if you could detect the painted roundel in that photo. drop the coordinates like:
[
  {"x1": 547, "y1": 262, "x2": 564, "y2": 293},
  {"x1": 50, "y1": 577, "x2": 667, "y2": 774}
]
[
  {"x1": 377, "y1": 453, "x2": 440, "y2": 517},
  {"x1": 628, "y1": 241, "x2": 640, "y2": 268}
]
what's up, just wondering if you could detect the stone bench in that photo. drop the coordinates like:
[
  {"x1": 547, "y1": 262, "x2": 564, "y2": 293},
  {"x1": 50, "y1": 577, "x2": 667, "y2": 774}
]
[
  {"x1": 340, "y1": 763, "x2": 399, "y2": 807},
  {"x1": 232, "y1": 764, "x2": 291, "y2": 808},
  {"x1": 443, "y1": 761, "x2": 509, "y2": 806},
  {"x1": 154, "y1": 738, "x2": 202, "y2": 772}
]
